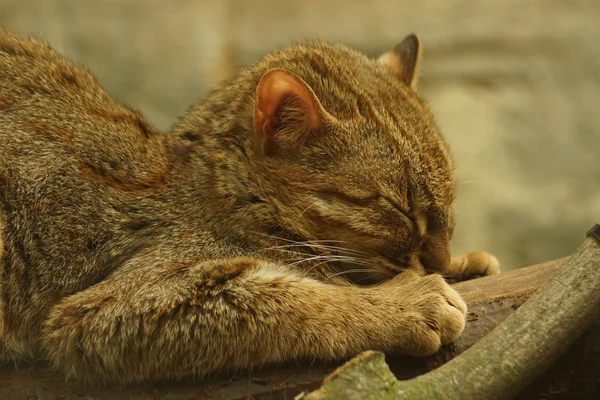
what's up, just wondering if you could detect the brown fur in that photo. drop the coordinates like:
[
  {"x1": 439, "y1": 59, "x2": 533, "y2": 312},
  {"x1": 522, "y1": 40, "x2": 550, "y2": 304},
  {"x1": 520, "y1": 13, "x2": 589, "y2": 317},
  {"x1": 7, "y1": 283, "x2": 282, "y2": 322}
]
[{"x1": 0, "y1": 29, "x2": 498, "y2": 384}]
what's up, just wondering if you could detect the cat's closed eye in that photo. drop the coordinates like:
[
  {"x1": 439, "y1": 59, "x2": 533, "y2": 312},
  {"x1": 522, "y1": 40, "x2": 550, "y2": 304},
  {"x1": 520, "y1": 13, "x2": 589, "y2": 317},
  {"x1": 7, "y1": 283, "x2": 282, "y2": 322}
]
[
  {"x1": 310, "y1": 190, "x2": 416, "y2": 243},
  {"x1": 317, "y1": 190, "x2": 379, "y2": 206},
  {"x1": 378, "y1": 196, "x2": 410, "y2": 216}
]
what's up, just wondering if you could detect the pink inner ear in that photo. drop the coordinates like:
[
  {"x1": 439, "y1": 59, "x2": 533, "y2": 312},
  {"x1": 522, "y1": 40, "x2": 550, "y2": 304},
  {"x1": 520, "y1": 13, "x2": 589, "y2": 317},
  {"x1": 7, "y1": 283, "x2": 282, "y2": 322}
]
[{"x1": 256, "y1": 70, "x2": 321, "y2": 138}]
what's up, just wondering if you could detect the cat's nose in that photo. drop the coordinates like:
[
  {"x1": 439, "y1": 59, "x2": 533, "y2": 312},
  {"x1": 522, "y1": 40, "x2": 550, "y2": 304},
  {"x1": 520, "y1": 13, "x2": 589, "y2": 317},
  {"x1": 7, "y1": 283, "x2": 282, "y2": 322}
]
[{"x1": 419, "y1": 237, "x2": 450, "y2": 272}]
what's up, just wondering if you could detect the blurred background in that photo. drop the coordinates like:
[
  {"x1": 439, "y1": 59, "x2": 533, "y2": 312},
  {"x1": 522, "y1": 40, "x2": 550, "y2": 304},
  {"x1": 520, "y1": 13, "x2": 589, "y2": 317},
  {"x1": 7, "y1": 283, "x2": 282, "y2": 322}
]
[{"x1": 2, "y1": 0, "x2": 599, "y2": 271}]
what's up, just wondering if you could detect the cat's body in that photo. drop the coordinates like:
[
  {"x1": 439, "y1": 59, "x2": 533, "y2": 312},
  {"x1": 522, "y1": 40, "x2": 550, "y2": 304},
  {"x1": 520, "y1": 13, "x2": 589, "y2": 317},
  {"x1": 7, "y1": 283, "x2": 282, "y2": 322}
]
[{"x1": 0, "y1": 29, "x2": 498, "y2": 383}]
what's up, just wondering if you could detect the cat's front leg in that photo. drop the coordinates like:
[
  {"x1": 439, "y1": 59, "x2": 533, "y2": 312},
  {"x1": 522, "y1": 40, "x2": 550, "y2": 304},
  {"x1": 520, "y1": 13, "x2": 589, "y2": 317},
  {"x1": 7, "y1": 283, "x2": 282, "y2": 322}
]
[{"x1": 41, "y1": 256, "x2": 466, "y2": 384}]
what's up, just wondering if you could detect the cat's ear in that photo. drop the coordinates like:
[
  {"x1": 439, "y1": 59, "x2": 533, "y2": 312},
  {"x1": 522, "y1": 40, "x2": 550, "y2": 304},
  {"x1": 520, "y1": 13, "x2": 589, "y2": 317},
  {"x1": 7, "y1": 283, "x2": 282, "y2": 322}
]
[
  {"x1": 378, "y1": 34, "x2": 422, "y2": 91},
  {"x1": 254, "y1": 68, "x2": 329, "y2": 155}
]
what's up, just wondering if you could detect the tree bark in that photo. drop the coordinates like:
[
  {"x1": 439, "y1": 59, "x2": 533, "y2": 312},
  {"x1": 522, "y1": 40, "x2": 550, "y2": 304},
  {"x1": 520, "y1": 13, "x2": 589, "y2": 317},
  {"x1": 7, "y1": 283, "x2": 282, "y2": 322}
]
[
  {"x1": 303, "y1": 234, "x2": 600, "y2": 400},
  {"x1": 1, "y1": 241, "x2": 598, "y2": 399}
]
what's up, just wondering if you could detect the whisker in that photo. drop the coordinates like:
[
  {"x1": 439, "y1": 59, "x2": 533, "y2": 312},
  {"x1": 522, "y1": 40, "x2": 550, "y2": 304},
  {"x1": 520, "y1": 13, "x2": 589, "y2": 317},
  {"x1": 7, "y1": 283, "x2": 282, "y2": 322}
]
[
  {"x1": 296, "y1": 201, "x2": 319, "y2": 220},
  {"x1": 250, "y1": 231, "x2": 352, "y2": 246},
  {"x1": 283, "y1": 254, "x2": 358, "y2": 269},
  {"x1": 324, "y1": 268, "x2": 380, "y2": 282},
  {"x1": 249, "y1": 231, "x2": 369, "y2": 256},
  {"x1": 254, "y1": 243, "x2": 367, "y2": 257},
  {"x1": 304, "y1": 259, "x2": 338, "y2": 275},
  {"x1": 251, "y1": 246, "x2": 315, "y2": 257},
  {"x1": 252, "y1": 249, "x2": 318, "y2": 260},
  {"x1": 305, "y1": 256, "x2": 373, "y2": 277}
]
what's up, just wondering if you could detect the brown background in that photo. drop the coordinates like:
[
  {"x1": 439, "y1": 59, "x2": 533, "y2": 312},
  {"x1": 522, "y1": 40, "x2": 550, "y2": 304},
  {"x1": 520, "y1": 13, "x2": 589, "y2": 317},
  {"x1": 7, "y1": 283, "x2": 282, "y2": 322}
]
[{"x1": 2, "y1": 0, "x2": 599, "y2": 270}]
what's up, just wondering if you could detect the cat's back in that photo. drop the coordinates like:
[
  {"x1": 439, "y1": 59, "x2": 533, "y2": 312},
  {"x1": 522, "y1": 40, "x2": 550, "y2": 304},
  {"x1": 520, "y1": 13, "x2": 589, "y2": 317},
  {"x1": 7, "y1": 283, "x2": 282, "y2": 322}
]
[{"x1": 0, "y1": 29, "x2": 168, "y2": 180}]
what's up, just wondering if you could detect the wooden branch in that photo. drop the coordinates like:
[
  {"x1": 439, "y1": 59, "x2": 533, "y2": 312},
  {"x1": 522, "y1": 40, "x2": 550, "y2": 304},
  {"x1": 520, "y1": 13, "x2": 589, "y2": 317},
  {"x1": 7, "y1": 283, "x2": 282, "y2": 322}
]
[
  {"x1": 1, "y1": 247, "x2": 598, "y2": 399},
  {"x1": 303, "y1": 235, "x2": 600, "y2": 400}
]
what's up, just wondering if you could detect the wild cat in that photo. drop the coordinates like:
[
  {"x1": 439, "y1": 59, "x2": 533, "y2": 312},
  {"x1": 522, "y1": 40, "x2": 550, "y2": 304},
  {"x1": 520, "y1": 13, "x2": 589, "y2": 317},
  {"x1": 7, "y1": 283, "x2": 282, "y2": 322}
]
[{"x1": 0, "y1": 29, "x2": 498, "y2": 383}]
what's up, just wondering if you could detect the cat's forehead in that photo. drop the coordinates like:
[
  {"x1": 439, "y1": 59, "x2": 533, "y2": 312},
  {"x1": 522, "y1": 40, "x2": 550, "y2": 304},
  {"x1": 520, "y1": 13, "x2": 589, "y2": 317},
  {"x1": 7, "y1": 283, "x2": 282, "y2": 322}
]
[
  {"x1": 260, "y1": 41, "x2": 422, "y2": 114},
  {"x1": 265, "y1": 42, "x2": 392, "y2": 84},
  {"x1": 352, "y1": 120, "x2": 455, "y2": 211},
  {"x1": 261, "y1": 41, "x2": 456, "y2": 210}
]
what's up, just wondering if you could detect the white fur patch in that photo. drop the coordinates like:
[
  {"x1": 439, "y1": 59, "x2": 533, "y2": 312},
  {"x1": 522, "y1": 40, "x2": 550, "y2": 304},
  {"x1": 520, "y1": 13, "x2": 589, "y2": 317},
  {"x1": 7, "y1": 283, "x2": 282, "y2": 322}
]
[{"x1": 415, "y1": 211, "x2": 428, "y2": 237}]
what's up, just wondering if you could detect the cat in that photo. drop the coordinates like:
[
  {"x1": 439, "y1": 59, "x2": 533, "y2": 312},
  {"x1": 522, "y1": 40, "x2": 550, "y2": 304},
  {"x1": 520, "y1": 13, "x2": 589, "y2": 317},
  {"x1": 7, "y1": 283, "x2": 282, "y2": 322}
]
[{"x1": 0, "y1": 29, "x2": 499, "y2": 384}]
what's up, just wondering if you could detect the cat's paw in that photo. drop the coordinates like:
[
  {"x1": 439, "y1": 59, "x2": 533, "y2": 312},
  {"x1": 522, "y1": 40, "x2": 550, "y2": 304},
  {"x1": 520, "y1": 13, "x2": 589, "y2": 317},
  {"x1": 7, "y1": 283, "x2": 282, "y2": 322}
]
[
  {"x1": 388, "y1": 272, "x2": 467, "y2": 356},
  {"x1": 445, "y1": 251, "x2": 500, "y2": 282}
]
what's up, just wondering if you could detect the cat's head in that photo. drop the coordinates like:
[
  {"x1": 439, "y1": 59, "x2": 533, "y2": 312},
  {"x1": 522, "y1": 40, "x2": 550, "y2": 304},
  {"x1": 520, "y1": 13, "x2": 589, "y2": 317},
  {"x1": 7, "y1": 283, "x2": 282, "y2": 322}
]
[{"x1": 248, "y1": 35, "x2": 456, "y2": 281}]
